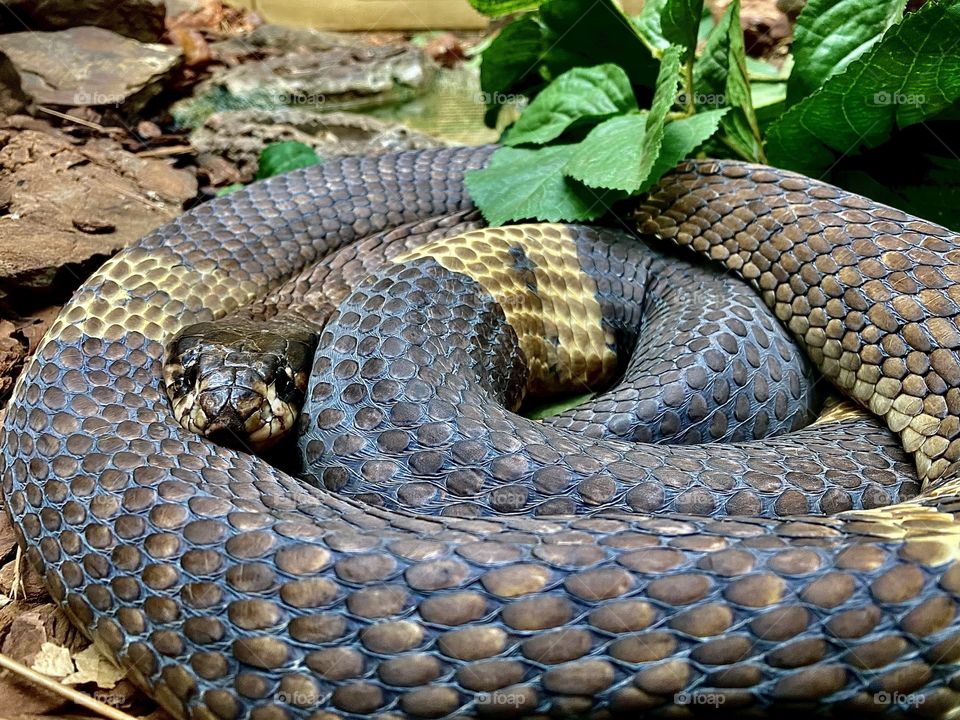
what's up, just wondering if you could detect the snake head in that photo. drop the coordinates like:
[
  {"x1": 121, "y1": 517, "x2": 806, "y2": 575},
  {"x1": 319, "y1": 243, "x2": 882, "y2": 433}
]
[{"x1": 162, "y1": 318, "x2": 317, "y2": 452}]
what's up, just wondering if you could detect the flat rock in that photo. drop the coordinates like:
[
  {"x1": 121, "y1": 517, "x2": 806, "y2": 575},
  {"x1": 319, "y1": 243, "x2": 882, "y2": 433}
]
[
  {"x1": 0, "y1": 0, "x2": 166, "y2": 42},
  {"x1": 0, "y1": 51, "x2": 28, "y2": 117},
  {"x1": 173, "y1": 24, "x2": 433, "y2": 127},
  {"x1": 0, "y1": 26, "x2": 180, "y2": 111},
  {"x1": 0, "y1": 127, "x2": 197, "y2": 304},
  {"x1": 191, "y1": 108, "x2": 443, "y2": 181}
]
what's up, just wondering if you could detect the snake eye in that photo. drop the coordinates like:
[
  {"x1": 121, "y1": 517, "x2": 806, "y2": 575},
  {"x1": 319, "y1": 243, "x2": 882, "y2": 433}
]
[
  {"x1": 273, "y1": 367, "x2": 295, "y2": 401},
  {"x1": 175, "y1": 364, "x2": 199, "y2": 394}
]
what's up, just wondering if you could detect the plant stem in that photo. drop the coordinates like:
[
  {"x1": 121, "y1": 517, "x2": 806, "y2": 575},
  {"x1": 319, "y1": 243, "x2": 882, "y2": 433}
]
[{"x1": 682, "y1": 60, "x2": 696, "y2": 115}]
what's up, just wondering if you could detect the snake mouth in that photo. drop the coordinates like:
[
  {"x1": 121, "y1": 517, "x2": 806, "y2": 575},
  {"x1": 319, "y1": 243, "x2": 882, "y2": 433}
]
[
  {"x1": 162, "y1": 322, "x2": 316, "y2": 451},
  {"x1": 168, "y1": 372, "x2": 300, "y2": 451}
]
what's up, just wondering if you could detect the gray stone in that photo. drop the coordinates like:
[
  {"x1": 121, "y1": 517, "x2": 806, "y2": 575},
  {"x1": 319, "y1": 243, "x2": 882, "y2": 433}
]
[
  {"x1": 0, "y1": 26, "x2": 181, "y2": 112},
  {"x1": 173, "y1": 24, "x2": 433, "y2": 127}
]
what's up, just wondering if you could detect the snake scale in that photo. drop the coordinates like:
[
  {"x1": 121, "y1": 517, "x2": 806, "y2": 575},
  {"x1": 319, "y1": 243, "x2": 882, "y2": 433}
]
[{"x1": 4, "y1": 144, "x2": 960, "y2": 719}]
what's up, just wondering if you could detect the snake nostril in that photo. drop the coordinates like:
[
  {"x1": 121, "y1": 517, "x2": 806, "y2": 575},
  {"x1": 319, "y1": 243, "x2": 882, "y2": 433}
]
[
  {"x1": 198, "y1": 388, "x2": 230, "y2": 419},
  {"x1": 232, "y1": 389, "x2": 265, "y2": 418}
]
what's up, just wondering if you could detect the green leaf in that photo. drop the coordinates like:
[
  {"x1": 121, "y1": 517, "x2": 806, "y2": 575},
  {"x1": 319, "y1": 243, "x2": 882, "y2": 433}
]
[
  {"x1": 465, "y1": 145, "x2": 621, "y2": 225},
  {"x1": 565, "y1": 50, "x2": 721, "y2": 194},
  {"x1": 633, "y1": 0, "x2": 670, "y2": 50},
  {"x1": 694, "y1": 0, "x2": 763, "y2": 161},
  {"x1": 524, "y1": 391, "x2": 596, "y2": 419},
  {"x1": 479, "y1": 14, "x2": 545, "y2": 102},
  {"x1": 693, "y1": 6, "x2": 729, "y2": 96},
  {"x1": 503, "y1": 64, "x2": 637, "y2": 146},
  {"x1": 752, "y1": 81, "x2": 787, "y2": 126},
  {"x1": 746, "y1": 55, "x2": 792, "y2": 81},
  {"x1": 564, "y1": 45, "x2": 683, "y2": 192},
  {"x1": 539, "y1": 0, "x2": 660, "y2": 90},
  {"x1": 661, "y1": 0, "x2": 705, "y2": 63},
  {"x1": 466, "y1": 0, "x2": 542, "y2": 15},
  {"x1": 787, "y1": 0, "x2": 905, "y2": 106},
  {"x1": 697, "y1": 7, "x2": 716, "y2": 43},
  {"x1": 639, "y1": 45, "x2": 684, "y2": 178},
  {"x1": 766, "y1": 0, "x2": 960, "y2": 174},
  {"x1": 568, "y1": 109, "x2": 726, "y2": 194},
  {"x1": 565, "y1": 114, "x2": 649, "y2": 191},
  {"x1": 215, "y1": 183, "x2": 244, "y2": 196},
  {"x1": 648, "y1": 109, "x2": 728, "y2": 180},
  {"x1": 636, "y1": 0, "x2": 711, "y2": 54},
  {"x1": 255, "y1": 141, "x2": 322, "y2": 180}
]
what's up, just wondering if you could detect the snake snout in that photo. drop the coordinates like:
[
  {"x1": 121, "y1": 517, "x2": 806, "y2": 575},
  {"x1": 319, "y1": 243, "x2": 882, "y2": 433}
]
[
  {"x1": 197, "y1": 382, "x2": 262, "y2": 428},
  {"x1": 163, "y1": 319, "x2": 317, "y2": 451}
]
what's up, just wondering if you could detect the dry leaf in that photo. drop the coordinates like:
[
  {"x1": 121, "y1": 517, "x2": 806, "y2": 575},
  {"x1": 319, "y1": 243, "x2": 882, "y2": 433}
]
[
  {"x1": 63, "y1": 645, "x2": 125, "y2": 689},
  {"x1": 30, "y1": 642, "x2": 73, "y2": 678}
]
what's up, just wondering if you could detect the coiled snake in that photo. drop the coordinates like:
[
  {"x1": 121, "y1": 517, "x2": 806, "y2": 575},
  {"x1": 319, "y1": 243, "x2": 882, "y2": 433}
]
[{"x1": 4, "y1": 144, "x2": 960, "y2": 718}]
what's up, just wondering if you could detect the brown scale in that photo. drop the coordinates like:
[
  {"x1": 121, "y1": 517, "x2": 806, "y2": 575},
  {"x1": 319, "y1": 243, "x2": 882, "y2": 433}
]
[
  {"x1": 3, "y1": 146, "x2": 960, "y2": 720},
  {"x1": 633, "y1": 161, "x2": 960, "y2": 482}
]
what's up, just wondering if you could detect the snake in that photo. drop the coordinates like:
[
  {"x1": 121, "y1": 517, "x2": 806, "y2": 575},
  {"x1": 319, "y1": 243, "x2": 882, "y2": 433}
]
[{"x1": 4, "y1": 144, "x2": 960, "y2": 719}]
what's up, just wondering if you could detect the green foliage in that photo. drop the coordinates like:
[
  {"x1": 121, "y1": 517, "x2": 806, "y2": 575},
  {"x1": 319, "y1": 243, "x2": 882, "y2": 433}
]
[
  {"x1": 215, "y1": 183, "x2": 244, "y2": 196},
  {"x1": 464, "y1": 145, "x2": 620, "y2": 225},
  {"x1": 466, "y1": 0, "x2": 542, "y2": 14},
  {"x1": 766, "y1": 0, "x2": 960, "y2": 175},
  {"x1": 469, "y1": 0, "x2": 960, "y2": 229},
  {"x1": 479, "y1": 15, "x2": 545, "y2": 102},
  {"x1": 660, "y1": 0, "x2": 704, "y2": 64},
  {"x1": 565, "y1": 114, "x2": 650, "y2": 191},
  {"x1": 633, "y1": 0, "x2": 671, "y2": 50},
  {"x1": 523, "y1": 391, "x2": 597, "y2": 419},
  {"x1": 787, "y1": 0, "x2": 904, "y2": 105},
  {"x1": 537, "y1": 0, "x2": 660, "y2": 89},
  {"x1": 255, "y1": 141, "x2": 323, "y2": 180},
  {"x1": 502, "y1": 64, "x2": 637, "y2": 146},
  {"x1": 214, "y1": 142, "x2": 322, "y2": 196},
  {"x1": 478, "y1": 0, "x2": 659, "y2": 121},
  {"x1": 694, "y1": 0, "x2": 764, "y2": 161}
]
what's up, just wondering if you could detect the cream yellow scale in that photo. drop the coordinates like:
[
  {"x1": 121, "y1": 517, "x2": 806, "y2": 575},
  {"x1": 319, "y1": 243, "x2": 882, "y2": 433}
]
[{"x1": 396, "y1": 224, "x2": 618, "y2": 395}]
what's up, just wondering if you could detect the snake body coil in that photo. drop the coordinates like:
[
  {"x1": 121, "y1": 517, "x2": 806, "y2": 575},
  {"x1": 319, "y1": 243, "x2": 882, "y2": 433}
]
[{"x1": 4, "y1": 145, "x2": 960, "y2": 718}]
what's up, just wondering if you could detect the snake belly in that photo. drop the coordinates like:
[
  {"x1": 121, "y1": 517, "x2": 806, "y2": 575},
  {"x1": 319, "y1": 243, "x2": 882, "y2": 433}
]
[{"x1": 3, "y1": 145, "x2": 960, "y2": 719}]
